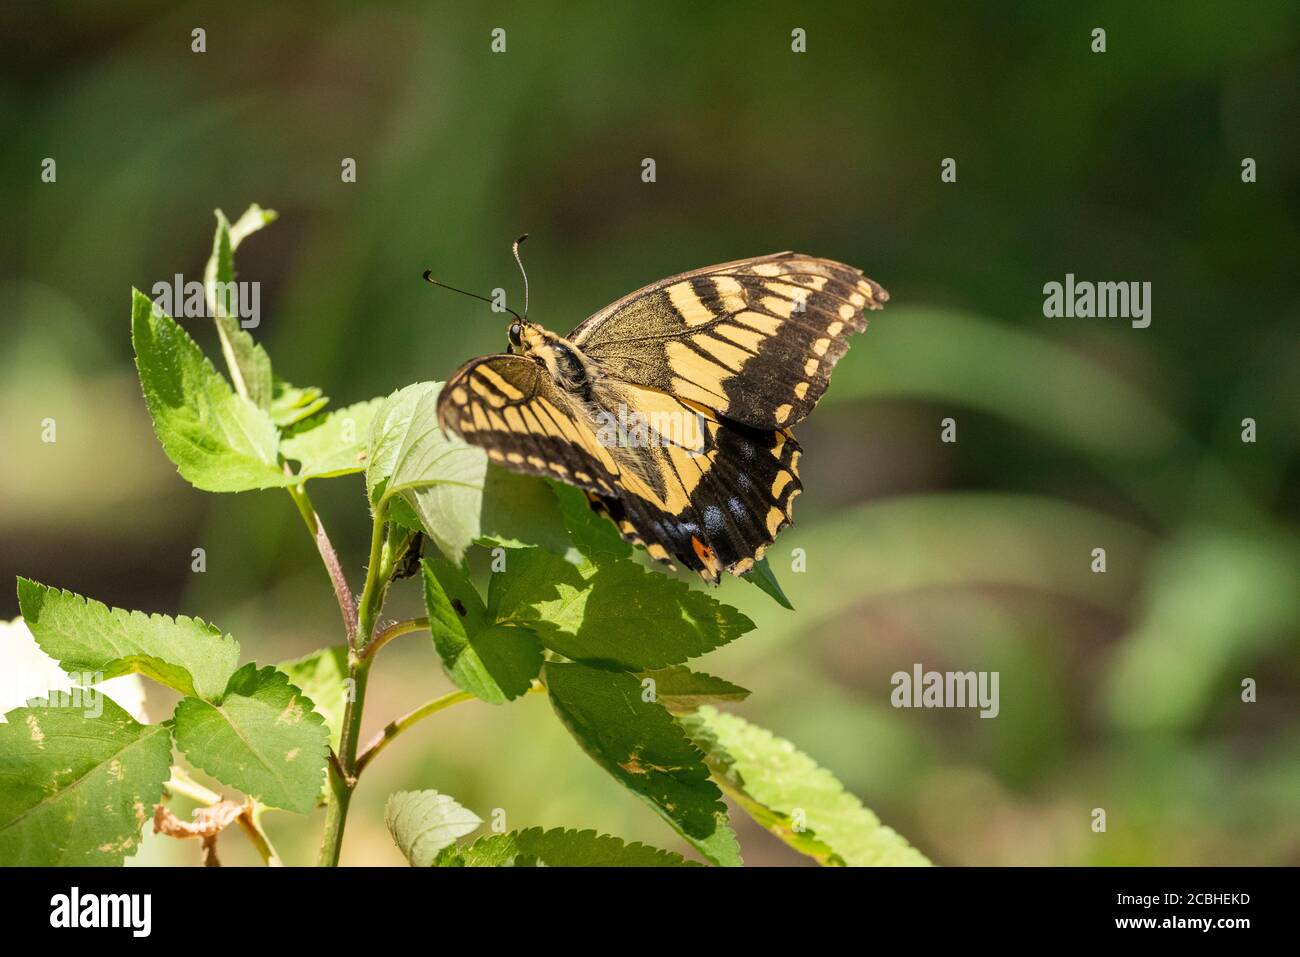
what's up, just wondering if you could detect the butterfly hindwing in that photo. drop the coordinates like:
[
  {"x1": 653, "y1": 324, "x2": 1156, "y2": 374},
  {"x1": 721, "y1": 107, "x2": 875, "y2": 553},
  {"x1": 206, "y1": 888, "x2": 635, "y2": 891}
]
[
  {"x1": 584, "y1": 402, "x2": 803, "y2": 582},
  {"x1": 570, "y1": 252, "x2": 886, "y2": 430}
]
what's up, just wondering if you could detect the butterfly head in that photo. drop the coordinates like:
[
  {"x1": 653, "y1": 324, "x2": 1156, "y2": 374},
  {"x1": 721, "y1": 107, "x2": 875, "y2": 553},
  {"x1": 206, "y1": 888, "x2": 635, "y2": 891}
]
[
  {"x1": 506, "y1": 319, "x2": 548, "y2": 356},
  {"x1": 507, "y1": 320, "x2": 526, "y2": 354}
]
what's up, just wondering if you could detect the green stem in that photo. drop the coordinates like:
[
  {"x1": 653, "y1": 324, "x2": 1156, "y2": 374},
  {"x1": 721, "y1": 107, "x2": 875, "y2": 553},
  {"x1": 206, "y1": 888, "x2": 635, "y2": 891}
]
[
  {"x1": 355, "y1": 681, "x2": 547, "y2": 776},
  {"x1": 355, "y1": 515, "x2": 390, "y2": 651},
  {"x1": 163, "y1": 767, "x2": 222, "y2": 806},
  {"x1": 362, "y1": 617, "x2": 429, "y2": 661},
  {"x1": 209, "y1": 310, "x2": 356, "y2": 643},
  {"x1": 208, "y1": 261, "x2": 362, "y2": 867},
  {"x1": 238, "y1": 803, "x2": 282, "y2": 867},
  {"x1": 355, "y1": 690, "x2": 474, "y2": 775},
  {"x1": 317, "y1": 515, "x2": 395, "y2": 866},
  {"x1": 287, "y1": 480, "x2": 358, "y2": 645}
]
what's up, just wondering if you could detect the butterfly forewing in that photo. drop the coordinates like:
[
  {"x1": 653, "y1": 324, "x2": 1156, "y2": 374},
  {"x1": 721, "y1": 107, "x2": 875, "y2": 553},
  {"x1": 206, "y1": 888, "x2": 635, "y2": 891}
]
[
  {"x1": 437, "y1": 355, "x2": 620, "y2": 497},
  {"x1": 570, "y1": 252, "x2": 887, "y2": 430}
]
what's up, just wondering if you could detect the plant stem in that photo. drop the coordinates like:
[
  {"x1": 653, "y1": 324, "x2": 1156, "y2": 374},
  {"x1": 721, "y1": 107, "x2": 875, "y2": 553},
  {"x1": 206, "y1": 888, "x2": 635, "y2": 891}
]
[
  {"x1": 287, "y1": 481, "x2": 358, "y2": 645},
  {"x1": 209, "y1": 309, "x2": 357, "y2": 644},
  {"x1": 236, "y1": 804, "x2": 282, "y2": 867},
  {"x1": 163, "y1": 767, "x2": 222, "y2": 806},
  {"x1": 355, "y1": 690, "x2": 474, "y2": 775},
  {"x1": 317, "y1": 515, "x2": 393, "y2": 866},
  {"x1": 361, "y1": 617, "x2": 429, "y2": 661},
  {"x1": 208, "y1": 263, "x2": 370, "y2": 867},
  {"x1": 355, "y1": 515, "x2": 390, "y2": 651}
]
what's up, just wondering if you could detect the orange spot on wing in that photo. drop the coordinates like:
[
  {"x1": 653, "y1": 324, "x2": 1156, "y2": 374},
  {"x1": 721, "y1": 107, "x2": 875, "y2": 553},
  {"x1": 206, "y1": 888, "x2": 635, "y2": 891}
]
[{"x1": 691, "y1": 536, "x2": 722, "y2": 578}]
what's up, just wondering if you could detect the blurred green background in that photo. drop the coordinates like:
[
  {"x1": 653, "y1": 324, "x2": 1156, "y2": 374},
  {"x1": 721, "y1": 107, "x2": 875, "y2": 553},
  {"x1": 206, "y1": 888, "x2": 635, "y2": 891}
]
[{"x1": 2, "y1": 1, "x2": 1298, "y2": 865}]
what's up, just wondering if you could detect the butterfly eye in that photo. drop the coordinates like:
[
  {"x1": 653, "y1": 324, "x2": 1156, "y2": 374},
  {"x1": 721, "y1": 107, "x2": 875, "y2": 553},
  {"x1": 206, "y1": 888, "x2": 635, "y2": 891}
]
[{"x1": 508, "y1": 322, "x2": 523, "y2": 351}]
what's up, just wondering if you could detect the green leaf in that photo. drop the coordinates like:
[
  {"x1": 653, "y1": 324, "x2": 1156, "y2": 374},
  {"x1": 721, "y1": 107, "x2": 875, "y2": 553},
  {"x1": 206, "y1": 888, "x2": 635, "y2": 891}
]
[
  {"x1": 550, "y1": 482, "x2": 632, "y2": 563},
  {"x1": 742, "y1": 557, "x2": 794, "y2": 610},
  {"x1": 203, "y1": 206, "x2": 277, "y2": 407},
  {"x1": 385, "y1": 790, "x2": 482, "y2": 866},
  {"x1": 478, "y1": 468, "x2": 574, "y2": 554},
  {"x1": 683, "y1": 707, "x2": 931, "y2": 866},
  {"x1": 281, "y1": 398, "x2": 384, "y2": 480},
  {"x1": 640, "y1": 666, "x2": 750, "y2": 714},
  {"x1": 485, "y1": 546, "x2": 583, "y2": 622},
  {"x1": 172, "y1": 664, "x2": 329, "y2": 813},
  {"x1": 131, "y1": 290, "x2": 293, "y2": 492},
  {"x1": 545, "y1": 662, "x2": 741, "y2": 866},
  {"x1": 495, "y1": 548, "x2": 754, "y2": 670},
  {"x1": 366, "y1": 382, "x2": 487, "y2": 563},
  {"x1": 0, "y1": 695, "x2": 171, "y2": 865},
  {"x1": 276, "y1": 646, "x2": 349, "y2": 752},
  {"x1": 17, "y1": 578, "x2": 240, "y2": 702},
  {"x1": 435, "y1": 826, "x2": 695, "y2": 867},
  {"x1": 421, "y1": 560, "x2": 541, "y2": 704},
  {"x1": 269, "y1": 378, "x2": 330, "y2": 427}
]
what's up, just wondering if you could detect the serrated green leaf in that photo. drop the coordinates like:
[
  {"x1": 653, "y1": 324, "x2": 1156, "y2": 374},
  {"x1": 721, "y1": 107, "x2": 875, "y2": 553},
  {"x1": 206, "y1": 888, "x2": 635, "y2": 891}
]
[
  {"x1": 0, "y1": 695, "x2": 171, "y2": 865},
  {"x1": 276, "y1": 646, "x2": 349, "y2": 752},
  {"x1": 269, "y1": 379, "x2": 330, "y2": 427},
  {"x1": 435, "y1": 826, "x2": 695, "y2": 867},
  {"x1": 386, "y1": 790, "x2": 482, "y2": 866},
  {"x1": 421, "y1": 560, "x2": 541, "y2": 704},
  {"x1": 742, "y1": 556, "x2": 794, "y2": 610},
  {"x1": 172, "y1": 664, "x2": 328, "y2": 813},
  {"x1": 495, "y1": 548, "x2": 753, "y2": 670},
  {"x1": 17, "y1": 578, "x2": 240, "y2": 702},
  {"x1": 131, "y1": 290, "x2": 294, "y2": 492},
  {"x1": 204, "y1": 206, "x2": 276, "y2": 407},
  {"x1": 639, "y1": 666, "x2": 750, "y2": 714},
  {"x1": 477, "y1": 468, "x2": 574, "y2": 554},
  {"x1": 550, "y1": 482, "x2": 632, "y2": 563},
  {"x1": 281, "y1": 398, "x2": 383, "y2": 480},
  {"x1": 545, "y1": 662, "x2": 741, "y2": 866},
  {"x1": 683, "y1": 707, "x2": 931, "y2": 866},
  {"x1": 485, "y1": 546, "x2": 584, "y2": 622},
  {"x1": 366, "y1": 382, "x2": 487, "y2": 563}
]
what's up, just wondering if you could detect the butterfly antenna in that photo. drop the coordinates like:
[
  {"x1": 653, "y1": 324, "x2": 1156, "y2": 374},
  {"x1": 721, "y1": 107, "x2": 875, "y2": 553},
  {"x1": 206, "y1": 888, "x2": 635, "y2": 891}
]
[
  {"x1": 512, "y1": 233, "x2": 529, "y2": 321},
  {"x1": 421, "y1": 270, "x2": 524, "y2": 323}
]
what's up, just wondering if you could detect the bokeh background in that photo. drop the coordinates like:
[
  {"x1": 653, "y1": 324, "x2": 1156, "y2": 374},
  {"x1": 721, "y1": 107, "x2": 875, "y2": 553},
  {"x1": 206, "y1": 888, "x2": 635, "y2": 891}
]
[{"x1": 2, "y1": 1, "x2": 1297, "y2": 865}]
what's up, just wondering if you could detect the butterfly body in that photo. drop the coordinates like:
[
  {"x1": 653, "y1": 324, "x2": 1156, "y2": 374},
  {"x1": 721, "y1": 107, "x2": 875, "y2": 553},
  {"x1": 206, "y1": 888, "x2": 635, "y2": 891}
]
[{"x1": 438, "y1": 253, "x2": 887, "y2": 582}]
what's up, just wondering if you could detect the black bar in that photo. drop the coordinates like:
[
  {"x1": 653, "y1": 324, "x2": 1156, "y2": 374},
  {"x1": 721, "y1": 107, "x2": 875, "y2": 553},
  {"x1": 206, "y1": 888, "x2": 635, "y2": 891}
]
[{"x1": 1, "y1": 866, "x2": 1285, "y2": 943}]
